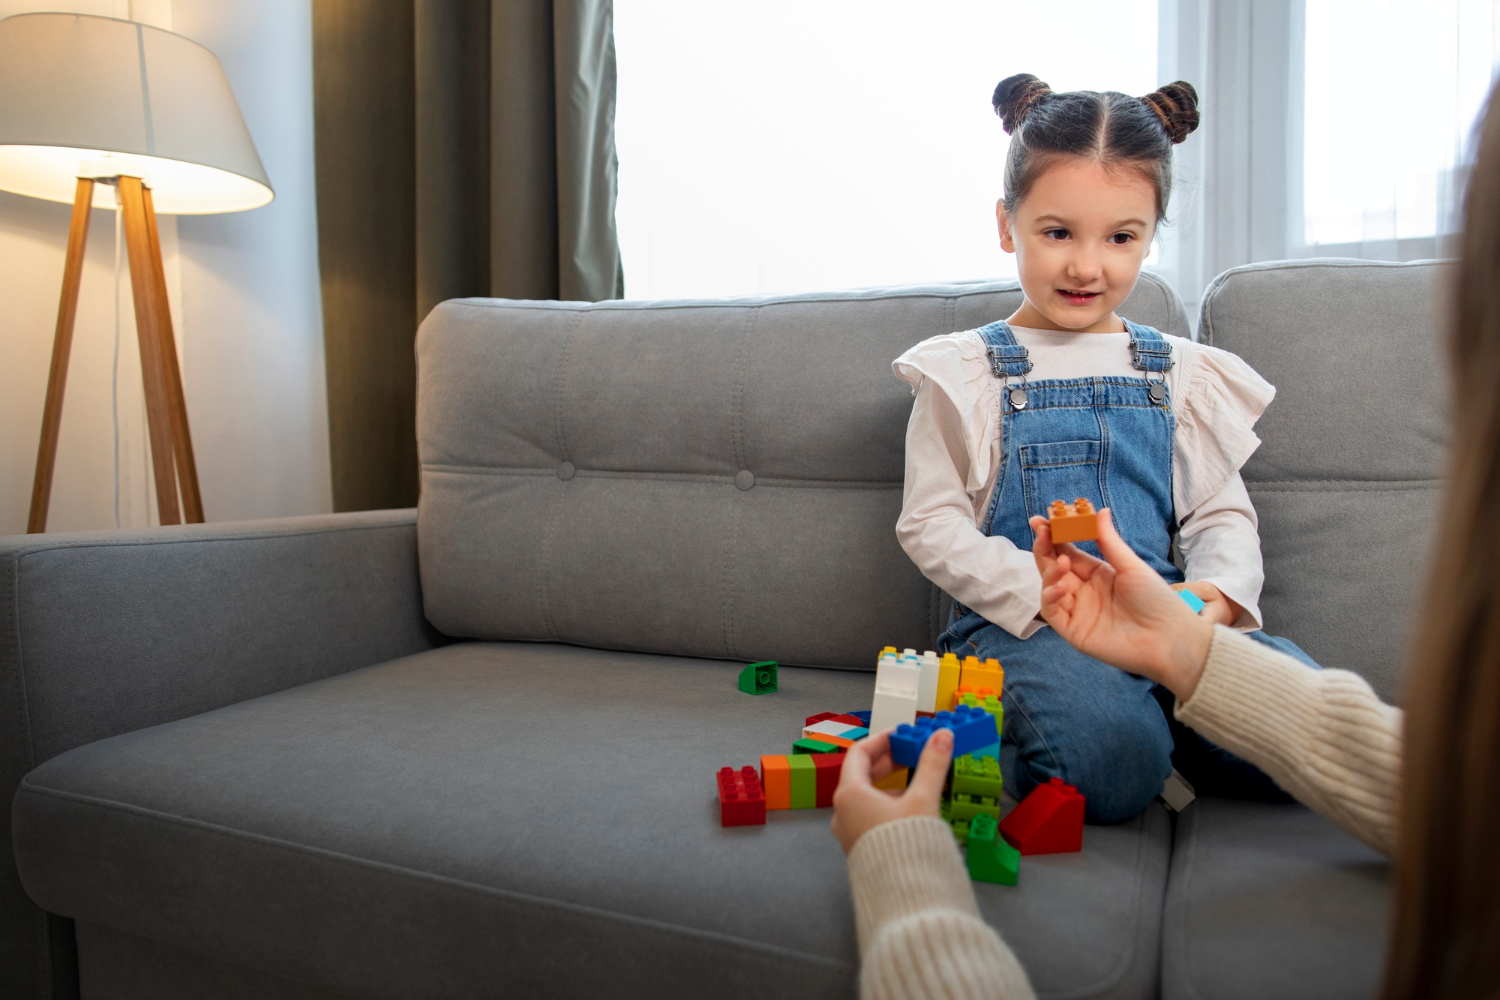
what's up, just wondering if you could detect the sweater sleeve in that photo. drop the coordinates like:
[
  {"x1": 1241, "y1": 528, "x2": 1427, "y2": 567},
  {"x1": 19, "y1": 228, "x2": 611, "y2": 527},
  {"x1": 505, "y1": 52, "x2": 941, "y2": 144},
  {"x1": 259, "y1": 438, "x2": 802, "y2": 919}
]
[
  {"x1": 1175, "y1": 627, "x2": 1403, "y2": 856},
  {"x1": 849, "y1": 816, "x2": 1037, "y2": 1000}
]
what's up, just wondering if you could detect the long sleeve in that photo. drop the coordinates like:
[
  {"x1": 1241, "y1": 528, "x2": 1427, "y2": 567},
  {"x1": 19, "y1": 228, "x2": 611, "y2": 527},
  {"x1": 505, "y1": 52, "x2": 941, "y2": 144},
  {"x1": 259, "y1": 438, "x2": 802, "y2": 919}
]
[
  {"x1": 849, "y1": 816, "x2": 1036, "y2": 1000},
  {"x1": 1176, "y1": 473, "x2": 1265, "y2": 629},
  {"x1": 1175, "y1": 627, "x2": 1403, "y2": 856},
  {"x1": 895, "y1": 376, "x2": 1044, "y2": 637}
]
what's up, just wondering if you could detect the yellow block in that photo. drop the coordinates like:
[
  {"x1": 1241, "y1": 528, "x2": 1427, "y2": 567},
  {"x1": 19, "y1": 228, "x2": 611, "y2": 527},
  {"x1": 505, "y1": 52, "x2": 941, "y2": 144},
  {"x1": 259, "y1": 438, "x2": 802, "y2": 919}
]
[
  {"x1": 936, "y1": 652, "x2": 961, "y2": 711},
  {"x1": 960, "y1": 657, "x2": 1004, "y2": 698},
  {"x1": 875, "y1": 767, "x2": 909, "y2": 791}
]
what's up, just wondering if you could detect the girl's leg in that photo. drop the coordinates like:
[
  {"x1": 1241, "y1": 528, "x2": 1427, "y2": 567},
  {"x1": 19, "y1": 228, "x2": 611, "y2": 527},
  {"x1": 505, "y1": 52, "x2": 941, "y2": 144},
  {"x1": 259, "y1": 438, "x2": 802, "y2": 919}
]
[{"x1": 961, "y1": 623, "x2": 1174, "y2": 824}]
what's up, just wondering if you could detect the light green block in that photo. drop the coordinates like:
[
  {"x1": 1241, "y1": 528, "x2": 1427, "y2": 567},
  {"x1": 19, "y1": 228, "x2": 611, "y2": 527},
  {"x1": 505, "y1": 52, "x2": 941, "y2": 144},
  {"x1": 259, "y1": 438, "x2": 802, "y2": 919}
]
[
  {"x1": 950, "y1": 793, "x2": 1001, "y2": 824},
  {"x1": 953, "y1": 755, "x2": 1003, "y2": 799},
  {"x1": 788, "y1": 754, "x2": 816, "y2": 809}
]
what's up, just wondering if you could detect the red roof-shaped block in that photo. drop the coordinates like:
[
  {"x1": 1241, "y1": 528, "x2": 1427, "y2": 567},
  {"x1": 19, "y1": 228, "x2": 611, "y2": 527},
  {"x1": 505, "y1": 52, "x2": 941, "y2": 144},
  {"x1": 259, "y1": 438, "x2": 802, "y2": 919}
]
[{"x1": 999, "y1": 777, "x2": 1084, "y2": 854}]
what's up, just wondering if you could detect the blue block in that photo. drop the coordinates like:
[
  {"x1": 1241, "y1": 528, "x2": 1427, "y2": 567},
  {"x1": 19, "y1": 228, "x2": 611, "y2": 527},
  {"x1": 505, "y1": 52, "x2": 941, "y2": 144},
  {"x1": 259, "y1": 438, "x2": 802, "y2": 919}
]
[
  {"x1": 847, "y1": 710, "x2": 872, "y2": 725},
  {"x1": 1179, "y1": 589, "x2": 1206, "y2": 614},
  {"x1": 888, "y1": 706, "x2": 999, "y2": 769}
]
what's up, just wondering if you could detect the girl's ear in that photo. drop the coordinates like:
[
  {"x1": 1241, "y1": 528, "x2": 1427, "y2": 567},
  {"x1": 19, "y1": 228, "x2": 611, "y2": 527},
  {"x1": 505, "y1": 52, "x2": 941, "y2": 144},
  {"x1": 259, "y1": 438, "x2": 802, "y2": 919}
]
[{"x1": 997, "y1": 201, "x2": 1016, "y2": 253}]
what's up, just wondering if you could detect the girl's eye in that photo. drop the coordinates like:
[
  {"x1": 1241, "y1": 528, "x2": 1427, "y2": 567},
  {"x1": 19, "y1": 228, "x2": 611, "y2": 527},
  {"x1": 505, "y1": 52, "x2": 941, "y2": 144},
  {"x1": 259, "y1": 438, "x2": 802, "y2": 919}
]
[
  {"x1": 1043, "y1": 228, "x2": 1070, "y2": 240},
  {"x1": 1109, "y1": 232, "x2": 1135, "y2": 245}
]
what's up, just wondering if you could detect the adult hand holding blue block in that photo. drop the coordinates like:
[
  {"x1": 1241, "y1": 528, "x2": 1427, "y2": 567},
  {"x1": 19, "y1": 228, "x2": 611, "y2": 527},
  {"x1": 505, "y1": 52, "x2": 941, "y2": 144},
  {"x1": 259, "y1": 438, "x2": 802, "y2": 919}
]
[{"x1": 888, "y1": 706, "x2": 999, "y2": 769}]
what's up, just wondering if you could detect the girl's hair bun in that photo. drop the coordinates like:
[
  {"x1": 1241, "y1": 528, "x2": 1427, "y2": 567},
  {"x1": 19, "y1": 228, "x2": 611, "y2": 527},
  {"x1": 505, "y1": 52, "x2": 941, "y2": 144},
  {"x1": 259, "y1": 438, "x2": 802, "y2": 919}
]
[
  {"x1": 992, "y1": 73, "x2": 1053, "y2": 135},
  {"x1": 1141, "y1": 81, "x2": 1201, "y2": 144}
]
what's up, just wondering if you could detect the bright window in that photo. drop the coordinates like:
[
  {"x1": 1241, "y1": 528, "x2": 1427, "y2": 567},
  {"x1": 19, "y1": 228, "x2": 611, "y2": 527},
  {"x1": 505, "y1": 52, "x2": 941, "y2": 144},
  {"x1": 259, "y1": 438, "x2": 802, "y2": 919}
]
[
  {"x1": 1302, "y1": 0, "x2": 1500, "y2": 248},
  {"x1": 614, "y1": 1, "x2": 1158, "y2": 299}
]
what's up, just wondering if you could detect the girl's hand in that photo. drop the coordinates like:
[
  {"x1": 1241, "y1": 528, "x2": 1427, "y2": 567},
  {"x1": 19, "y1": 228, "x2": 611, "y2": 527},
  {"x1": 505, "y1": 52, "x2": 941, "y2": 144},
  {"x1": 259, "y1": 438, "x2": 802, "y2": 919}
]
[
  {"x1": 1028, "y1": 509, "x2": 1214, "y2": 701},
  {"x1": 830, "y1": 728, "x2": 953, "y2": 854},
  {"x1": 1171, "y1": 581, "x2": 1243, "y2": 627}
]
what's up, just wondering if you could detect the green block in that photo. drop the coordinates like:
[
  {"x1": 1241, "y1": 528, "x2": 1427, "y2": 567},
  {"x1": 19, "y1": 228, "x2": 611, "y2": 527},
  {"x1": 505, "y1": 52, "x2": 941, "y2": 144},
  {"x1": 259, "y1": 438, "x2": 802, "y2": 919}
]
[
  {"x1": 953, "y1": 755, "x2": 1003, "y2": 799},
  {"x1": 950, "y1": 793, "x2": 1001, "y2": 824},
  {"x1": 966, "y1": 814, "x2": 1019, "y2": 885},
  {"x1": 788, "y1": 754, "x2": 816, "y2": 809},
  {"x1": 737, "y1": 661, "x2": 778, "y2": 694},
  {"x1": 792, "y1": 738, "x2": 839, "y2": 754}
]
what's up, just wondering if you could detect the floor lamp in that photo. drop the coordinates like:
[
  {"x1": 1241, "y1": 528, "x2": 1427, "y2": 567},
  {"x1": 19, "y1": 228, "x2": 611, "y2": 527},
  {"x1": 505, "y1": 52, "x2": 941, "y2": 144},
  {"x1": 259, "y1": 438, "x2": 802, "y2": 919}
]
[{"x1": 0, "y1": 13, "x2": 273, "y2": 532}]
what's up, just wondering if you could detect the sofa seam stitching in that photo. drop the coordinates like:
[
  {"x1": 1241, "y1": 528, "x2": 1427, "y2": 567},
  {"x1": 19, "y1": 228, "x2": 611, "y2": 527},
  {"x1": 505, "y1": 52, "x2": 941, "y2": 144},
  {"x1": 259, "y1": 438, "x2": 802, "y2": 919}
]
[
  {"x1": 2, "y1": 518, "x2": 417, "y2": 560},
  {"x1": 16, "y1": 781, "x2": 849, "y2": 972}
]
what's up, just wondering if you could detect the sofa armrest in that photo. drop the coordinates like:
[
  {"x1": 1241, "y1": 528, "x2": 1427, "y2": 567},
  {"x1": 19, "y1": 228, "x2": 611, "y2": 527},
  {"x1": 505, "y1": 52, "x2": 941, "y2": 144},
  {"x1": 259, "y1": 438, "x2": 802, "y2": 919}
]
[{"x1": 0, "y1": 508, "x2": 440, "y2": 1000}]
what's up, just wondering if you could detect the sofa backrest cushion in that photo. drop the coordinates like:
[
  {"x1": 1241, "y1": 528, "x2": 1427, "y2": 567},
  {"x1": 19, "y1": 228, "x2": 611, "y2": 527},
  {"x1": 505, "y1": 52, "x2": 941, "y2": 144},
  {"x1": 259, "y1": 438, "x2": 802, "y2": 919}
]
[
  {"x1": 416, "y1": 273, "x2": 1190, "y2": 669},
  {"x1": 1201, "y1": 259, "x2": 1452, "y2": 702}
]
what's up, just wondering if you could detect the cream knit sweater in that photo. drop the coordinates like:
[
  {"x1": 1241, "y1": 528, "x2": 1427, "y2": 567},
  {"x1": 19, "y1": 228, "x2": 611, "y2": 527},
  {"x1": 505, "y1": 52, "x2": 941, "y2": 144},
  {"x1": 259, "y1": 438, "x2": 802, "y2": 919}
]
[{"x1": 846, "y1": 626, "x2": 1404, "y2": 1000}]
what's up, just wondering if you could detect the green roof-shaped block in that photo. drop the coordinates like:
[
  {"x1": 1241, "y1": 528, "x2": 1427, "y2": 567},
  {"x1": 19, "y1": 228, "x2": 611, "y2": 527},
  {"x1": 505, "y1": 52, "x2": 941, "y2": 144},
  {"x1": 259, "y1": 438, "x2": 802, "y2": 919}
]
[
  {"x1": 738, "y1": 660, "x2": 778, "y2": 695},
  {"x1": 967, "y1": 813, "x2": 1019, "y2": 885}
]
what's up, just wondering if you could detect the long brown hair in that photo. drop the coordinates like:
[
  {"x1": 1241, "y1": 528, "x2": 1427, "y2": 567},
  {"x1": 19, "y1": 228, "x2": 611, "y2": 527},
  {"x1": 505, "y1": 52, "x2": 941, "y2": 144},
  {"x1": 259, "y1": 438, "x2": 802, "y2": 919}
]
[{"x1": 1382, "y1": 84, "x2": 1500, "y2": 1000}]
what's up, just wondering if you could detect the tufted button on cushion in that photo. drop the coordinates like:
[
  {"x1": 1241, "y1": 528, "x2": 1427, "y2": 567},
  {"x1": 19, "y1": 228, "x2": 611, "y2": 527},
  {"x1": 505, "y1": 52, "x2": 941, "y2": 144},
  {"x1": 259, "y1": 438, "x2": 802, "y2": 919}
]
[
  {"x1": 557, "y1": 462, "x2": 575, "y2": 481},
  {"x1": 734, "y1": 470, "x2": 755, "y2": 491}
]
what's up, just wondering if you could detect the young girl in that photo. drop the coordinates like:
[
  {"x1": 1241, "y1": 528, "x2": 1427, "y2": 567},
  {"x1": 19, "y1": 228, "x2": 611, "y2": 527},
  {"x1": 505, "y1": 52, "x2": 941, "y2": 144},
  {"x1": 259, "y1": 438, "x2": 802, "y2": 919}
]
[{"x1": 892, "y1": 74, "x2": 1317, "y2": 823}]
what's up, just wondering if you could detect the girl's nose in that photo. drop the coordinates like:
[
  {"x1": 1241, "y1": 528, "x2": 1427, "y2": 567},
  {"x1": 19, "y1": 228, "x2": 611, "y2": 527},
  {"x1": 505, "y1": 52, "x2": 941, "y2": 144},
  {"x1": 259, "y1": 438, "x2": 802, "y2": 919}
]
[{"x1": 1068, "y1": 252, "x2": 1102, "y2": 282}]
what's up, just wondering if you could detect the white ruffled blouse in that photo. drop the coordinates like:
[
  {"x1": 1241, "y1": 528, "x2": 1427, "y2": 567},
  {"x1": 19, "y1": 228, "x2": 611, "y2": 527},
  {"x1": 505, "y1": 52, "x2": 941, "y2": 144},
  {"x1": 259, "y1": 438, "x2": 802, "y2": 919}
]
[{"x1": 892, "y1": 326, "x2": 1276, "y2": 639}]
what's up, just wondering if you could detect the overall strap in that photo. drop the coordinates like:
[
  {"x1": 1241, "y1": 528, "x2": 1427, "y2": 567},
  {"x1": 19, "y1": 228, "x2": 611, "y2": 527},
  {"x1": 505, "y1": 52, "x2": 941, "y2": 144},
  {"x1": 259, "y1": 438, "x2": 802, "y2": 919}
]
[
  {"x1": 1125, "y1": 320, "x2": 1174, "y2": 374},
  {"x1": 978, "y1": 321, "x2": 1033, "y2": 378}
]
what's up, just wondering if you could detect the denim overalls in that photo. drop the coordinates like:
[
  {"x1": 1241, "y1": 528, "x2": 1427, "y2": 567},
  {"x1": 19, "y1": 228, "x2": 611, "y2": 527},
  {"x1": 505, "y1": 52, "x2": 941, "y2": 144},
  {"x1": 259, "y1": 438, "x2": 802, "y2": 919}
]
[{"x1": 938, "y1": 319, "x2": 1317, "y2": 822}]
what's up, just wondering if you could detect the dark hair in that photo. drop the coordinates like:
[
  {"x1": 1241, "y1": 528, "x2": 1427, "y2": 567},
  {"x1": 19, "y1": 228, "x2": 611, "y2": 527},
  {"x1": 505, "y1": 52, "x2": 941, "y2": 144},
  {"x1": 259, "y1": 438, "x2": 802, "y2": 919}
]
[
  {"x1": 991, "y1": 74, "x2": 1200, "y2": 222},
  {"x1": 1380, "y1": 80, "x2": 1500, "y2": 1000}
]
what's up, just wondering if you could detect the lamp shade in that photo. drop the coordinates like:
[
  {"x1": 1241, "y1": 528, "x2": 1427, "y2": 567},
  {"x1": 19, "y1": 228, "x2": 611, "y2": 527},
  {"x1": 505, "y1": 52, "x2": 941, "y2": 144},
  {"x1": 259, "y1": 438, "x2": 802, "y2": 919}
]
[{"x1": 0, "y1": 13, "x2": 272, "y2": 214}]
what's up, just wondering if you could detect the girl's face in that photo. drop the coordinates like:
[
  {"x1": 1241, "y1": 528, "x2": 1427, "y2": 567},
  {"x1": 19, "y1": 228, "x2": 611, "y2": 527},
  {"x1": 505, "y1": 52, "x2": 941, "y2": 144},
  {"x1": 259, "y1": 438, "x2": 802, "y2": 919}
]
[{"x1": 997, "y1": 157, "x2": 1157, "y2": 333}]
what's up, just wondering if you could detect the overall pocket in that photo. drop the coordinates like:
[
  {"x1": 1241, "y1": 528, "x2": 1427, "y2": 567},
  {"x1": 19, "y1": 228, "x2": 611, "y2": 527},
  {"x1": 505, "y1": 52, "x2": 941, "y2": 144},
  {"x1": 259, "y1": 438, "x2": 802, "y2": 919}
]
[{"x1": 1020, "y1": 439, "x2": 1104, "y2": 522}]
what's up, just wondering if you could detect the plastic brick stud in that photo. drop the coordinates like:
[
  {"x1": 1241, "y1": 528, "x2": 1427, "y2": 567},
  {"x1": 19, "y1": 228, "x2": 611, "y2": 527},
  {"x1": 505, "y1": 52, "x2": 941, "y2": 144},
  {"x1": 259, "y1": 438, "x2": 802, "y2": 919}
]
[
  {"x1": 959, "y1": 657, "x2": 1004, "y2": 698},
  {"x1": 738, "y1": 661, "x2": 778, "y2": 695},
  {"x1": 812, "y1": 753, "x2": 843, "y2": 807},
  {"x1": 1178, "y1": 589, "x2": 1207, "y2": 614},
  {"x1": 717, "y1": 766, "x2": 767, "y2": 826},
  {"x1": 888, "y1": 706, "x2": 999, "y2": 769},
  {"x1": 760, "y1": 755, "x2": 791, "y2": 810},
  {"x1": 1047, "y1": 498, "x2": 1099, "y2": 544},
  {"x1": 788, "y1": 754, "x2": 816, "y2": 808},
  {"x1": 870, "y1": 647, "x2": 921, "y2": 734},
  {"x1": 1000, "y1": 777, "x2": 1086, "y2": 855},
  {"x1": 967, "y1": 813, "x2": 1020, "y2": 885}
]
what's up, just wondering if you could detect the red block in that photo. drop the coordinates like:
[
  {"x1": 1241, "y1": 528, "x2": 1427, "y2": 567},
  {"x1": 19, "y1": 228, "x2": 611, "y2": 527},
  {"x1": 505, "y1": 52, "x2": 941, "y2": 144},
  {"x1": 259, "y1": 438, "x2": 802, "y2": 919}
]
[
  {"x1": 804, "y1": 712, "x2": 841, "y2": 727},
  {"x1": 1000, "y1": 777, "x2": 1085, "y2": 854},
  {"x1": 811, "y1": 752, "x2": 844, "y2": 808},
  {"x1": 829, "y1": 714, "x2": 866, "y2": 728},
  {"x1": 718, "y1": 766, "x2": 767, "y2": 826}
]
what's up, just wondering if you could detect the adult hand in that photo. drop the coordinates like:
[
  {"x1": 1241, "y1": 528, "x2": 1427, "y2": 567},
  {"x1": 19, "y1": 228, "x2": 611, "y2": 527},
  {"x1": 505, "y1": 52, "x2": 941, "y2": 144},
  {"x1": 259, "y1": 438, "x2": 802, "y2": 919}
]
[
  {"x1": 830, "y1": 728, "x2": 953, "y2": 854},
  {"x1": 1029, "y1": 508, "x2": 1213, "y2": 700}
]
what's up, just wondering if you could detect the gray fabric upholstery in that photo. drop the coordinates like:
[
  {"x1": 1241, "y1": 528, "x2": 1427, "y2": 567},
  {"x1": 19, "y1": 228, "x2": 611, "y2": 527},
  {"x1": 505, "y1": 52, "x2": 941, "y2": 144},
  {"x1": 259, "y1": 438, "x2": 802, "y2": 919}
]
[
  {"x1": 1160, "y1": 800, "x2": 1390, "y2": 1000},
  {"x1": 15, "y1": 643, "x2": 1171, "y2": 1000},
  {"x1": 0, "y1": 509, "x2": 440, "y2": 1000},
  {"x1": 1200, "y1": 259, "x2": 1452, "y2": 701},
  {"x1": 416, "y1": 274, "x2": 1189, "y2": 669}
]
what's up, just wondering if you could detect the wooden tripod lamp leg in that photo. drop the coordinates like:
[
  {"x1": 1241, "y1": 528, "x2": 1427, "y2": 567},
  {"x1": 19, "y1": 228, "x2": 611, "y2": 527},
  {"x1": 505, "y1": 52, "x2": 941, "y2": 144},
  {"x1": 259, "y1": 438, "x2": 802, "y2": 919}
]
[
  {"x1": 142, "y1": 186, "x2": 204, "y2": 522},
  {"x1": 118, "y1": 175, "x2": 182, "y2": 526},
  {"x1": 27, "y1": 178, "x2": 95, "y2": 534}
]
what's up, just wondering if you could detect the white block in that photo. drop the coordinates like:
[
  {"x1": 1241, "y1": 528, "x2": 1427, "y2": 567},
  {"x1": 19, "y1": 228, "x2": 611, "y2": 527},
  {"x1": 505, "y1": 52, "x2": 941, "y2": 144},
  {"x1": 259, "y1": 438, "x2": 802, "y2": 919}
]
[
  {"x1": 1159, "y1": 769, "x2": 1197, "y2": 812},
  {"x1": 870, "y1": 654, "x2": 921, "y2": 734},
  {"x1": 916, "y1": 649, "x2": 940, "y2": 713}
]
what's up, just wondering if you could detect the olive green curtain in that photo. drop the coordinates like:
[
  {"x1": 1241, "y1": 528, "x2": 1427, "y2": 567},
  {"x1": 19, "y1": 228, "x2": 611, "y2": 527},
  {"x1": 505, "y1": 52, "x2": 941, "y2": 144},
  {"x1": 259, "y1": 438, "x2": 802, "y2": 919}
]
[{"x1": 313, "y1": 0, "x2": 621, "y2": 513}]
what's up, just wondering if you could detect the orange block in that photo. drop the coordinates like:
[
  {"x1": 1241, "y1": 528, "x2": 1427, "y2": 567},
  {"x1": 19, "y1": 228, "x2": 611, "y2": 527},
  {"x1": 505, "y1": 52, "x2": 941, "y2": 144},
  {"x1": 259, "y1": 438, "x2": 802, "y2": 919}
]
[
  {"x1": 1048, "y1": 498, "x2": 1098, "y2": 544},
  {"x1": 960, "y1": 657, "x2": 1004, "y2": 698},
  {"x1": 875, "y1": 767, "x2": 909, "y2": 791},
  {"x1": 761, "y1": 754, "x2": 791, "y2": 810}
]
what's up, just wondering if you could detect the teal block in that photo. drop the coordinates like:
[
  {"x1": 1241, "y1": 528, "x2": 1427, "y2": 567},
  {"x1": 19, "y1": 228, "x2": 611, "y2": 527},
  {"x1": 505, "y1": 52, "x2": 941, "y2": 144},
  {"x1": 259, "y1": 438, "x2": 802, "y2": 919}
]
[
  {"x1": 788, "y1": 754, "x2": 816, "y2": 808},
  {"x1": 1179, "y1": 589, "x2": 1206, "y2": 614},
  {"x1": 967, "y1": 814, "x2": 1019, "y2": 885},
  {"x1": 738, "y1": 661, "x2": 778, "y2": 694}
]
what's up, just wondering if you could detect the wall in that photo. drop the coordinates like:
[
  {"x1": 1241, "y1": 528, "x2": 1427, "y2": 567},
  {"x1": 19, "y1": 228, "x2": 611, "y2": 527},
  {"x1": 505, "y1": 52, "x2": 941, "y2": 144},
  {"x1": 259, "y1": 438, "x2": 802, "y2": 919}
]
[{"x1": 0, "y1": 0, "x2": 331, "y2": 535}]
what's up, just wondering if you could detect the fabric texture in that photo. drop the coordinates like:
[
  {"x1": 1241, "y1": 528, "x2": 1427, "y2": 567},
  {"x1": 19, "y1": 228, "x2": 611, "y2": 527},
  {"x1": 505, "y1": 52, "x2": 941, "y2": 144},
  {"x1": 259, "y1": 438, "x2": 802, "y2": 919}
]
[
  {"x1": 416, "y1": 275, "x2": 1189, "y2": 668},
  {"x1": 0, "y1": 509, "x2": 439, "y2": 1000},
  {"x1": 1199, "y1": 258, "x2": 1452, "y2": 702},
  {"x1": 12, "y1": 643, "x2": 1171, "y2": 1000}
]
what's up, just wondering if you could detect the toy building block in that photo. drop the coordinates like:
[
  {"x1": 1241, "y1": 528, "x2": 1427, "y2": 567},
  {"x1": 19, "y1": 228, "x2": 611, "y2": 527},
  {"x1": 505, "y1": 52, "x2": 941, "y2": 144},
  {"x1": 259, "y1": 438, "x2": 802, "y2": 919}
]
[
  {"x1": 805, "y1": 712, "x2": 840, "y2": 726},
  {"x1": 1159, "y1": 768, "x2": 1197, "y2": 813},
  {"x1": 936, "y1": 652, "x2": 961, "y2": 711},
  {"x1": 916, "y1": 649, "x2": 941, "y2": 713},
  {"x1": 812, "y1": 752, "x2": 843, "y2": 807},
  {"x1": 950, "y1": 792, "x2": 1001, "y2": 824},
  {"x1": 793, "y1": 738, "x2": 842, "y2": 755},
  {"x1": 1178, "y1": 588, "x2": 1207, "y2": 614},
  {"x1": 1047, "y1": 498, "x2": 1099, "y2": 544},
  {"x1": 888, "y1": 705, "x2": 999, "y2": 769},
  {"x1": 1000, "y1": 777, "x2": 1086, "y2": 855},
  {"x1": 953, "y1": 755, "x2": 1003, "y2": 799},
  {"x1": 803, "y1": 720, "x2": 869, "y2": 741},
  {"x1": 846, "y1": 710, "x2": 872, "y2": 725},
  {"x1": 959, "y1": 656, "x2": 1004, "y2": 697},
  {"x1": 760, "y1": 755, "x2": 791, "y2": 810},
  {"x1": 967, "y1": 814, "x2": 1020, "y2": 885},
  {"x1": 717, "y1": 766, "x2": 767, "y2": 826},
  {"x1": 788, "y1": 754, "x2": 816, "y2": 808},
  {"x1": 875, "y1": 768, "x2": 908, "y2": 791},
  {"x1": 738, "y1": 661, "x2": 778, "y2": 695},
  {"x1": 870, "y1": 648, "x2": 921, "y2": 734}
]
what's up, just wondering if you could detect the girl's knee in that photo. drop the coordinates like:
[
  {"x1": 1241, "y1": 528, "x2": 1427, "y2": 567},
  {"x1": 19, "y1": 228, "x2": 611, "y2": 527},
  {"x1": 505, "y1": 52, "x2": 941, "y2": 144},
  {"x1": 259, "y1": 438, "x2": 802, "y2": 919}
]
[{"x1": 1008, "y1": 713, "x2": 1173, "y2": 823}]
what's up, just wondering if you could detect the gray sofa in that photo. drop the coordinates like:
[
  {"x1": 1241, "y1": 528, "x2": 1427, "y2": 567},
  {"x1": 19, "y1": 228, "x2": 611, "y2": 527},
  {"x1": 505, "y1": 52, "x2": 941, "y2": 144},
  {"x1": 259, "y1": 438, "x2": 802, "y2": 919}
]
[{"x1": 1, "y1": 260, "x2": 1446, "y2": 1000}]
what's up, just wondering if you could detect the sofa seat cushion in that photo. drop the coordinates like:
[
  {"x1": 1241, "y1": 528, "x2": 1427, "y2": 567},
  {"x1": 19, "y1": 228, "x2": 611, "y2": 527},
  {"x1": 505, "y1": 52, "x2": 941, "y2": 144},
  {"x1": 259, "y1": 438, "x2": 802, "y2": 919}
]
[
  {"x1": 14, "y1": 643, "x2": 1170, "y2": 1000},
  {"x1": 1161, "y1": 799, "x2": 1391, "y2": 1000}
]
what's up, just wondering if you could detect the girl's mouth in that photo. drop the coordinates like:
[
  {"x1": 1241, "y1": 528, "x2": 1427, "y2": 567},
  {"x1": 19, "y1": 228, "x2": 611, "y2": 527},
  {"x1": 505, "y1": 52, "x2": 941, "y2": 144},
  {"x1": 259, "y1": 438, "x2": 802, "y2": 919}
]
[{"x1": 1058, "y1": 289, "x2": 1102, "y2": 305}]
